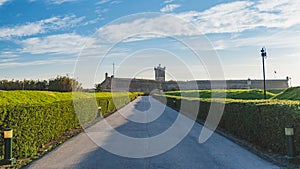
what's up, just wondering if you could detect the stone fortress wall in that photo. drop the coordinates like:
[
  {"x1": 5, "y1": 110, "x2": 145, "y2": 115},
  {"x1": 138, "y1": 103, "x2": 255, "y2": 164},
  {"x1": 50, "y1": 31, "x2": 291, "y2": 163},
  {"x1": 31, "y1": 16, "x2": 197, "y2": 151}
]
[
  {"x1": 101, "y1": 65, "x2": 290, "y2": 93},
  {"x1": 162, "y1": 79, "x2": 289, "y2": 91},
  {"x1": 101, "y1": 72, "x2": 161, "y2": 93}
]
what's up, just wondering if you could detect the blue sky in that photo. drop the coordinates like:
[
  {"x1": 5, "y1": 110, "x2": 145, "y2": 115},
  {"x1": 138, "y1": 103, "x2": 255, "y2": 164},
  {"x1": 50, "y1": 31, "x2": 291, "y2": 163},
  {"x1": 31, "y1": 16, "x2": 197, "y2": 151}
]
[{"x1": 0, "y1": 0, "x2": 299, "y2": 88}]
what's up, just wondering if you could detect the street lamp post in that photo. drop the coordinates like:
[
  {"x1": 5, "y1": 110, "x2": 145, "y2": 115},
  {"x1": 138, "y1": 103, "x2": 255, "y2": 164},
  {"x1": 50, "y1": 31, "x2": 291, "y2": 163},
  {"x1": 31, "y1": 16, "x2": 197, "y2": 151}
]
[{"x1": 261, "y1": 47, "x2": 267, "y2": 99}]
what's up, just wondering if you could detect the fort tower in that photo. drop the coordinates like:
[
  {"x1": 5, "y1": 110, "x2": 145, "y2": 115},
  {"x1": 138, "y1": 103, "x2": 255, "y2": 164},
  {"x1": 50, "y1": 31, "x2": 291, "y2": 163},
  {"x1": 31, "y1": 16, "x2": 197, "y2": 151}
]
[{"x1": 154, "y1": 64, "x2": 166, "y2": 82}]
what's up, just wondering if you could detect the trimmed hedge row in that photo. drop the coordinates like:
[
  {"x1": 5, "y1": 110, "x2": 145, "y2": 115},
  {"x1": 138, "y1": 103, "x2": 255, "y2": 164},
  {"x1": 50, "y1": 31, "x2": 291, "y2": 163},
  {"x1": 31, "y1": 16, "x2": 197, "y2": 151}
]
[
  {"x1": 0, "y1": 92, "x2": 139, "y2": 158},
  {"x1": 274, "y1": 87, "x2": 300, "y2": 100},
  {"x1": 153, "y1": 94, "x2": 300, "y2": 155},
  {"x1": 164, "y1": 89, "x2": 276, "y2": 100}
]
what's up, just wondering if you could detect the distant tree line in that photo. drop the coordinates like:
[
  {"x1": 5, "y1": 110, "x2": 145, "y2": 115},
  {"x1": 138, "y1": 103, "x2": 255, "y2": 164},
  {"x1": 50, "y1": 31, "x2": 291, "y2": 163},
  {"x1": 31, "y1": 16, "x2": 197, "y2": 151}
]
[{"x1": 0, "y1": 76, "x2": 82, "y2": 92}]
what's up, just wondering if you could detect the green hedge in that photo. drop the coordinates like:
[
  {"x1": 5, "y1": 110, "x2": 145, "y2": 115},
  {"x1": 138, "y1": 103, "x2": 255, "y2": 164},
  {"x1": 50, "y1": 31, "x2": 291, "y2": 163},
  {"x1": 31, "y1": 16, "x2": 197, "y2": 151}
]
[
  {"x1": 0, "y1": 92, "x2": 139, "y2": 159},
  {"x1": 164, "y1": 89, "x2": 276, "y2": 100},
  {"x1": 274, "y1": 87, "x2": 300, "y2": 100},
  {"x1": 153, "y1": 94, "x2": 300, "y2": 155}
]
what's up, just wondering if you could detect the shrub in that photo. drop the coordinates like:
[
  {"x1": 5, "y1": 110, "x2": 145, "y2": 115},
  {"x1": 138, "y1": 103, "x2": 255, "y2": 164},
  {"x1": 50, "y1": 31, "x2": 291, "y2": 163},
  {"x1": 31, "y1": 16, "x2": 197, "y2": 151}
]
[
  {"x1": 0, "y1": 92, "x2": 140, "y2": 159},
  {"x1": 274, "y1": 87, "x2": 300, "y2": 100},
  {"x1": 165, "y1": 89, "x2": 276, "y2": 100},
  {"x1": 153, "y1": 94, "x2": 300, "y2": 155}
]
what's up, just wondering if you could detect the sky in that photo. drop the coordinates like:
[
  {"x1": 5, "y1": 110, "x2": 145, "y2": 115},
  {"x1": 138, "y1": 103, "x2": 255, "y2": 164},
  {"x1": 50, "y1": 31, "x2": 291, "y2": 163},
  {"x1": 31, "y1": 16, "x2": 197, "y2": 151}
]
[{"x1": 0, "y1": 0, "x2": 299, "y2": 88}]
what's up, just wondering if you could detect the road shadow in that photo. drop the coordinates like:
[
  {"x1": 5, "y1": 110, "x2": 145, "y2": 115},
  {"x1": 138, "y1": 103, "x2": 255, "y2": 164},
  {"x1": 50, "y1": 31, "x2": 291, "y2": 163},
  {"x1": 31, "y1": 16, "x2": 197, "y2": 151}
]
[
  {"x1": 26, "y1": 96, "x2": 279, "y2": 169},
  {"x1": 72, "y1": 96, "x2": 208, "y2": 169}
]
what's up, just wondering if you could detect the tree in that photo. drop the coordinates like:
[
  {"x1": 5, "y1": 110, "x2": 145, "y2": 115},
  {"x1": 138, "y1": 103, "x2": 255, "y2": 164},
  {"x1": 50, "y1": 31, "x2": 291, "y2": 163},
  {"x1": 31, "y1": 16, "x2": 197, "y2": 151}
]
[
  {"x1": 49, "y1": 75, "x2": 82, "y2": 92},
  {"x1": 0, "y1": 75, "x2": 82, "y2": 92},
  {"x1": 95, "y1": 83, "x2": 102, "y2": 92}
]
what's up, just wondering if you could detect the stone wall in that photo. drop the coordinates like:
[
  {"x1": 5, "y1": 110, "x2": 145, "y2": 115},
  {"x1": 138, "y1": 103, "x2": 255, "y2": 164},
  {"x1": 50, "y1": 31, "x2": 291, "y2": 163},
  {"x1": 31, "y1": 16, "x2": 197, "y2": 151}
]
[
  {"x1": 102, "y1": 77, "x2": 161, "y2": 93},
  {"x1": 101, "y1": 73, "x2": 289, "y2": 92},
  {"x1": 162, "y1": 79, "x2": 289, "y2": 91}
]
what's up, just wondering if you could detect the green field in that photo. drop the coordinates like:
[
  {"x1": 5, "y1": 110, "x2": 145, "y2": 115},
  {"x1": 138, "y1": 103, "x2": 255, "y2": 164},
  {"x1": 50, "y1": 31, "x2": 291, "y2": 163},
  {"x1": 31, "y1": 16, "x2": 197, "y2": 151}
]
[
  {"x1": 267, "y1": 89, "x2": 286, "y2": 94},
  {"x1": 273, "y1": 87, "x2": 300, "y2": 100},
  {"x1": 0, "y1": 90, "x2": 141, "y2": 105},
  {"x1": 165, "y1": 89, "x2": 278, "y2": 100}
]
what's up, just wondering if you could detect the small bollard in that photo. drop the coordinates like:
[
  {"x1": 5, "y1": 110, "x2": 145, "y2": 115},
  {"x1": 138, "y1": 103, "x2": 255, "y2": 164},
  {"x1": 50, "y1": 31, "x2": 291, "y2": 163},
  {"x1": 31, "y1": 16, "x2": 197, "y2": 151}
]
[
  {"x1": 285, "y1": 125, "x2": 296, "y2": 159},
  {"x1": 0, "y1": 128, "x2": 16, "y2": 165},
  {"x1": 97, "y1": 107, "x2": 102, "y2": 118},
  {"x1": 172, "y1": 99, "x2": 177, "y2": 109}
]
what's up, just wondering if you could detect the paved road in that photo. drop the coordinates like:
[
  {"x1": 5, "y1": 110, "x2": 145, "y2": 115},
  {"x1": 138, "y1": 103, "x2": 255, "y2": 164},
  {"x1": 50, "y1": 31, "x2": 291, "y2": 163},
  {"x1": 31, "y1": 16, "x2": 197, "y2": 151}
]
[{"x1": 26, "y1": 96, "x2": 279, "y2": 169}]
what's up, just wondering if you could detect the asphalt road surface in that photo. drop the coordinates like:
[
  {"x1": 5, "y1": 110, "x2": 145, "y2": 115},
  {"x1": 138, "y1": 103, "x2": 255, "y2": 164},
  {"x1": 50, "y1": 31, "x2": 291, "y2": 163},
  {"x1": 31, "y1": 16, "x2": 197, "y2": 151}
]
[{"x1": 25, "y1": 96, "x2": 280, "y2": 169}]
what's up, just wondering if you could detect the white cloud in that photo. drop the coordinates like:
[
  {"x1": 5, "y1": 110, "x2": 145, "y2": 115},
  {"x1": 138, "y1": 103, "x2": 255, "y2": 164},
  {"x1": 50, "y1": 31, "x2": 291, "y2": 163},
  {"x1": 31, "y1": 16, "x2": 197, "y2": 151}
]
[
  {"x1": 82, "y1": 17, "x2": 104, "y2": 26},
  {"x1": 255, "y1": 0, "x2": 290, "y2": 12},
  {"x1": 0, "y1": 51, "x2": 19, "y2": 58},
  {"x1": 0, "y1": 51, "x2": 19, "y2": 63},
  {"x1": 16, "y1": 32, "x2": 109, "y2": 60},
  {"x1": 48, "y1": 0, "x2": 76, "y2": 4},
  {"x1": 96, "y1": 0, "x2": 110, "y2": 5},
  {"x1": 0, "y1": 58, "x2": 76, "y2": 68},
  {"x1": 29, "y1": 0, "x2": 76, "y2": 4},
  {"x1": 96, "y1": 0, "x2": 121, "y2": 5},
  {"x1": 0, "y1": 0, "x2": 9, "y2": 6},
  {"x1": 0, "y1": 58, "x2": 18, "y2": 63},
  {"x1": 95, "y1": 8, "x2": 109, "y2": 15},
  {"x1": 96, "y1": 0, "x2": 300, "y2": 44},
  {"x1": 110, "y1": 1, "x2": 121, "y2": 5},
  {"x1": 177, "y1": 0, "x2": 300, "y2": 34},
  {"x1": 0, "y1": 45, "x2": 76, "y2": 69},
  {"x1": 0, "y1": 15, "x2": 85, "y2": 39},
  {"x1": 19, "y1": 33, "x2": 92, "y2": 55},
  {"x1": 212, "y1": 26, "x2": 300, "y2": 50},
  {"x1": 98, "y1": 15, "x2": 199, "y2": 43},
  {"x1": 0, "y1": 33, "x2": 101, "y2": 68},
  {"x1": 160, "y1": 4, "x2": 180, "y2": 12},
  {"x1": 164, "y1": 0, "x2": 173, "y2": 4}
]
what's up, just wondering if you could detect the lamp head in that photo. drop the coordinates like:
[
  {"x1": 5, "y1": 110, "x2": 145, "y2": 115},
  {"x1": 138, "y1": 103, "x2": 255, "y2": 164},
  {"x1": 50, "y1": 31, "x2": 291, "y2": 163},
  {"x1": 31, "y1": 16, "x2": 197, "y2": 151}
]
[
  {"x1": 4, "y1": 128, "x2": 13, "y2": 138},
  {"x1": 261, "y1": 47, "x2": 267, "y2": 58}
]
